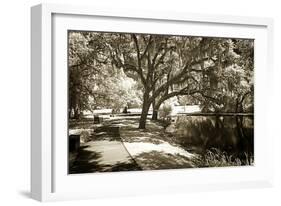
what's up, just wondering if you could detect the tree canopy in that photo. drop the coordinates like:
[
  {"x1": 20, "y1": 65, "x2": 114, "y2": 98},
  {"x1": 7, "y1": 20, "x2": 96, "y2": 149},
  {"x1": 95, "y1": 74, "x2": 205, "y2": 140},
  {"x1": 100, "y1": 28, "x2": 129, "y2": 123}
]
[{"x1": 68, "y1": 31, "x2": 254, "y2": 129}]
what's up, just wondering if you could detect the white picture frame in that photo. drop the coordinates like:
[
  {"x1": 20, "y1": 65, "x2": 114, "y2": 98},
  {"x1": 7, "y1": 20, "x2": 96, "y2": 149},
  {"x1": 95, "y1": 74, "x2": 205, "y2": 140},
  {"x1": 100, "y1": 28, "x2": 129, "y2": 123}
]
[{"x1": 31, "y1": 3, "x2": 274, "y2": 202}]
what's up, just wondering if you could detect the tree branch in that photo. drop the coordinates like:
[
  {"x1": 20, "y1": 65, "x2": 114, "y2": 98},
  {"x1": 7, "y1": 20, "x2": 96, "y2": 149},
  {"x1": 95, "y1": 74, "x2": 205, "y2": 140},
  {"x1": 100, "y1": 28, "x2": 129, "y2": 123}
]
[
  {"x1": 140, "y1": 35, "x2": 152, "y2": 60},
  {"x1": 149, "y1": 57, "x2": 212, "y2": 105},
  {"x1": 132, "y1": 34, "x2": 146, "y2": 85},
  {"x1": 152, "y1": 38, "x2": 169, "y2": 68}
]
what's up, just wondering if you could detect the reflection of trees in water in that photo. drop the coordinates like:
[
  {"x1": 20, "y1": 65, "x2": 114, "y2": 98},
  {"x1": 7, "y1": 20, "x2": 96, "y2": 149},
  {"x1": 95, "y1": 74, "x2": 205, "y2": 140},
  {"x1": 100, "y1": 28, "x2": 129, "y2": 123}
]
[{"x1": 171, "y1": 115, "x2": 253, "y2": 163}]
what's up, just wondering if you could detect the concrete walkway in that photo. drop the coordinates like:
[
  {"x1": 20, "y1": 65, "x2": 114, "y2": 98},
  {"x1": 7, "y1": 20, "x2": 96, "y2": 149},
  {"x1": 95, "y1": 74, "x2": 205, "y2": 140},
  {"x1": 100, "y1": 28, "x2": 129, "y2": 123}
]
[
  {"x1": 70, "y1": 116, "x2": 197, "y2": 173},
  {"x1": 69, "y1": 125, "x2": 140, "y2": 174},
  {"x1": 118, "y1": 117, "x2": 197, "y2": 170}
]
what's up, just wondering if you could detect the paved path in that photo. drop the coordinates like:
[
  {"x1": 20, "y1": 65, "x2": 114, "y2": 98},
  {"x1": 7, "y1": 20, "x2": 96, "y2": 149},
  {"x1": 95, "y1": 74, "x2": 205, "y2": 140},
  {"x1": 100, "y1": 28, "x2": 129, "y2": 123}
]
[
  {"x1": 69, "y1": 125, "x2": 140, "y2": 174},
  {"x1": 70, "y1": 116, "x2": 197, "y2": 173},
  {"x1": 117, "y1": 117, "x2": 197, "y2": 170}
]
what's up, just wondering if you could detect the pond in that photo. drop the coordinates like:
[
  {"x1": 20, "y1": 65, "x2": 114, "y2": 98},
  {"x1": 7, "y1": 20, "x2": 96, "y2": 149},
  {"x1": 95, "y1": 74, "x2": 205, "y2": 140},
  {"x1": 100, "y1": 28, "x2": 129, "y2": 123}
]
[{"x1": 166, "y1": 115, "x2": 254, "y2": 161}]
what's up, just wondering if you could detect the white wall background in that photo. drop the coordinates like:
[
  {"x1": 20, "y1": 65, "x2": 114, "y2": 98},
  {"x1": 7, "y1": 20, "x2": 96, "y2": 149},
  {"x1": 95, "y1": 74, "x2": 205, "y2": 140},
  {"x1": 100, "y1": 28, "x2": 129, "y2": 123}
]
[{"x1": 0, "y1": 0, "x2": 280, "y2": 205}]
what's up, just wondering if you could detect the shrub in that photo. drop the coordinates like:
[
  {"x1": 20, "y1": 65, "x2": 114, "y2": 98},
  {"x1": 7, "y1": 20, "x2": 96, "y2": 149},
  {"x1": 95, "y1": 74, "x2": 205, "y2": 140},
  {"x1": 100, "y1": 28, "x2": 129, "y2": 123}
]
[
  {"x1": 159, "y1": 104, "x2": 172, "y2": 120},
  {"x1": 192, "y1": 148, "x2": 254, "y2": 167},
  {"x1": 173, "y1": 116, "x2": 216, "y2": 147}
]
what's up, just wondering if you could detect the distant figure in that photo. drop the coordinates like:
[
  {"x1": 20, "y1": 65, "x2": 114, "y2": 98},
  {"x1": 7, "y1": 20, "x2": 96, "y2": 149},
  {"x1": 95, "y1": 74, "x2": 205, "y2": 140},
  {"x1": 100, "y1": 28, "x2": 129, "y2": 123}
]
[
  {"x1": 122, "y1": 106, "x2": 128, "y2": 113},
  {"x1": 94, "y1": 115, "x2": 100, "y2": 124},
  {"x1": 110, "y1": 109, "x2": 115, "y2": 117}
]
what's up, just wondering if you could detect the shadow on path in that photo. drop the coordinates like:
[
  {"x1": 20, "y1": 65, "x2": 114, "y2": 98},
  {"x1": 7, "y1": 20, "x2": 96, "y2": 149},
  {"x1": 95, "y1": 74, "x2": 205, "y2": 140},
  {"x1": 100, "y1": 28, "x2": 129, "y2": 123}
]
[
  {"x1": 133, "y1": 151, "x2": 194, "y2": 170},
  {"x1": 69, "y1": 124, "x2": 141, "y2": 174},
  {"x1": 69, "y1": 116, "x2": 197, "y2": 173},
  {"x1": 116, "y1": 117, "x2": 197, "y2": 170}
]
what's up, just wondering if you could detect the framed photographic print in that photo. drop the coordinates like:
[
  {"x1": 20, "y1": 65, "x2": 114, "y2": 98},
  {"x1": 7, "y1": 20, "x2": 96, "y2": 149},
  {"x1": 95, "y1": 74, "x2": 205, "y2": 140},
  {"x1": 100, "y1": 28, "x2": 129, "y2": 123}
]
[{"x1": 31, "y1": 3, "x2": 274, "y2": 201}]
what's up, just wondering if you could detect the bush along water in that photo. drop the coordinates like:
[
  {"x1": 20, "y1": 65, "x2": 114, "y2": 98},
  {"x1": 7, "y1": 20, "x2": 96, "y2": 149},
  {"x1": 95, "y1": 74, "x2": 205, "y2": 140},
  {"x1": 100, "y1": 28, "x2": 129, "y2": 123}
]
[{"x1": 170, "y1": 115, "x2": 254, "y2": 166}]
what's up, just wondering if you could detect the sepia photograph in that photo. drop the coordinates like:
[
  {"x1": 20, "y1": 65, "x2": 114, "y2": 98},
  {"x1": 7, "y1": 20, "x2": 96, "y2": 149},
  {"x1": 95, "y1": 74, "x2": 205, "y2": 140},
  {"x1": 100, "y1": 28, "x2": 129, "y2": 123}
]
[{"x1": 68, "y1": 31, "x2": 254, "y2": 174}]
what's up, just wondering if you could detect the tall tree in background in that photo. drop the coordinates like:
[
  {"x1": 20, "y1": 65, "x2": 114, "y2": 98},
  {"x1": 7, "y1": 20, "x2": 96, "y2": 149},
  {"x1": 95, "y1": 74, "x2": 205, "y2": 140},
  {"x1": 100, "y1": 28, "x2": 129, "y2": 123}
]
[
  {"x1": 68, "y1": 32, "x2": 102, "y2": 119},
  {"x1": 68, "y1": 32, "x2": 142, "y2": 118},
  {"x1": 190, "y1": 39, "x2": 254, "y2": 113},
  {"x1": 106, "y1": 34, "x2": 226, "y2": 128},
  {"x1": 107, "y1": 35, "x2": 250, "y2": 126},
  {"x1": 69, "y1": 31, "x2": 254, "y2": 130}
]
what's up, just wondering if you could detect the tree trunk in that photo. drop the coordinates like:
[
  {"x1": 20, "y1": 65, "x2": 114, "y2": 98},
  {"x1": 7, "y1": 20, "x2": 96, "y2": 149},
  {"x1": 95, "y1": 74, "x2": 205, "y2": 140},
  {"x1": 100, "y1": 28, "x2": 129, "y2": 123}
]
[
  {"x1": 74, "y1": 106, "x2": 81, "y2": 119},
  {"x1": 152, "y1": 100, "x2": 162, "y2": 120},
  {"x1": 151, "y1": 99, "x2": 157, "y2": 120},
  {"x1": 139, "y1": 105, "x2": 150, "y2": 129},
  {"x1": 235, "y1": 98, "x2": 244, "y2": 140},
  {"x1": 152, "y1": 110, "x2": 158, "y2": 120},
  {"x1": 139, "y1": 93, "x2": 150, "y2": 129},
  {"x1": 68, "y1": 108, "x2": 73, "y2": 119}
]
